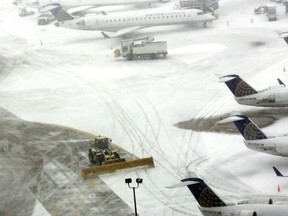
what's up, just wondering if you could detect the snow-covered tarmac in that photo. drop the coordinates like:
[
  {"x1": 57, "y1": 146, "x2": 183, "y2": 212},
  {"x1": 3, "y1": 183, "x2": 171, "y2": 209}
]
[{"x1": 1, "y1": 0, "x2": 288, "y2": 215}]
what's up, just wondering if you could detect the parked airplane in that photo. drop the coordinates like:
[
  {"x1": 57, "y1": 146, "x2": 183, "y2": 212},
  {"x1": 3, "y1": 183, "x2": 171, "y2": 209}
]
[
  {"x1": 13, "y1": 0, "x2": 168, "y2": 10},
  {"x1": 273, "y1": 167, "x2": 288, "y2": 177},
  {"x1": 217, "y1": 115, "x2": 288, "y2": 157},
  {"x1": 168, "y1": 172, "x2": 288, "y2": 216},
  {"x1": 219, "y1": 74, "x2": 288, "y2": 107},
  {"x1": 41, "y1": 3, "x2": 216, "y2": 38}
]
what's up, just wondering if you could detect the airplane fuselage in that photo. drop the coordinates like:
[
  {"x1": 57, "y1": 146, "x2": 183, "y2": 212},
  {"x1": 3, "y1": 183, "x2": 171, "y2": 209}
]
[
  {"x1": 56, "y1": 9, "x2": 215, "y2": 31},
  {"x1": 244, "y1": 136, "x2": 288, "y2": 157},
  {"x1": 200, "y1": 204, "x2": 288, "y2": 216},
  {"x1": 235, "y1": 86, "x2": 288, "y2": 107}
]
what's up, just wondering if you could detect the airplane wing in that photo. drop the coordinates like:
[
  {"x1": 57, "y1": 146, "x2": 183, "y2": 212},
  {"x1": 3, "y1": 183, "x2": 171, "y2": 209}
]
[
  {"x1": 101, "y1": 26, "x2": 143, "y2": 38},
  {"x1": 67, "y1": 6, "x2": 95, "y2": 14}
]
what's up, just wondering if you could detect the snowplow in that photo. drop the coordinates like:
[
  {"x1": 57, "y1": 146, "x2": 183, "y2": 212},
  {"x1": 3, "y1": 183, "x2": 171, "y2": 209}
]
[{"x1": 81, "y1": 136, "x2": 155, "y2": 179}]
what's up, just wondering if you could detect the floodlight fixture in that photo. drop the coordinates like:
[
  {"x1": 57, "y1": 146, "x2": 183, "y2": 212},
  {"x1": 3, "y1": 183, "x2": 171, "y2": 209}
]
[
  {"x1": 125, "y1": 178, "x2": 132, "y2": 184},
  {"x1": 136, "y1": 178, "x2": 143, "y2": 184}
]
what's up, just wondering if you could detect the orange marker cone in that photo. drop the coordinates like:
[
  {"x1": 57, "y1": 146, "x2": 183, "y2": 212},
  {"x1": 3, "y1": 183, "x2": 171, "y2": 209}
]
[{"x1": 278, "y1": 184, "x2": 281, "y2": 192}]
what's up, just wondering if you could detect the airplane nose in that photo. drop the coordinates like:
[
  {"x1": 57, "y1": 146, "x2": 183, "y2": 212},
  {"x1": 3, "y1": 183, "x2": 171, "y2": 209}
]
[{"x1": 55, "y1": 22, "x2": 59, "y2": 27}]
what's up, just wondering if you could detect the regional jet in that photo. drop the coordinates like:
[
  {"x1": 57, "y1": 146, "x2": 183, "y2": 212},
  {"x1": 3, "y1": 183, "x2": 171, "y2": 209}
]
[
  {"x1": 168, "y1": 172, "x2": 288, "y2": 216},
  {"x1": 219, "y1": 74, "x2": 288, "y2": 107},
  {"x1": 42, "y1": 3, "x2": 216, "y2": 38},
  {"x1": 217, "y1": 115, "x2": 288, "y2": 157},
  {"x1": 273, "y1": 167, "x2": 288, "y2": 177}
]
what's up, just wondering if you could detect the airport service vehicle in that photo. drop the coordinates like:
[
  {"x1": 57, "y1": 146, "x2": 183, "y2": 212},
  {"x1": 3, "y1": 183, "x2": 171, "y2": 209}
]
[
  {"x1": 266, "y1": 5, "x2": 277, "y2": 21},
  {"x1": 254, "y1": 5, "x2": 277, "y2": 21},
  {"x1": 82, "y1": 136, "x2": 155, "y2": 179},
  {"x1": 218, "y1": 115, "x2": 288, "y2": 157},
  {"x1": 37, "y1": 12, "x2": 55, "y2": 25},
  {"x1": 88, "y1": 136, "x2": 125, "y2": 166},
  {"x1": 219, "y1": 74, "x2": 288, "y2": 107},
  {"x1": 168, "y1": 172, "x2": 288, "y2": 216},
  {"x1": 42, "y1": 4, "x2": 216, "y2": 38},
  {"x1": 18, "y1": 7, "x2": 35, "y2": 16},
  {"x1": 115, "y1": 36, "x2": 167, "y2": 60}
]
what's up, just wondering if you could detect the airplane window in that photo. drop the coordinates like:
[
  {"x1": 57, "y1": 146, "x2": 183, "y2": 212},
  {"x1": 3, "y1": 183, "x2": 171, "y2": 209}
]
[
  {"x1": 114, "y1": 19, "x2": 116, "y2": 22},
  {"x1": 176, "y1": 15, "x2": 178, "y2": 17},
  {"x1": 132, "y1": 18, "x2": 134, "y2": 20}
]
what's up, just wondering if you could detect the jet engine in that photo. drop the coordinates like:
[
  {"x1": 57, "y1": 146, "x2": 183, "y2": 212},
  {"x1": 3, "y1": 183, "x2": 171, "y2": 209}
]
[
  {"x1": 234, "y1": 210, "x2": 257, "y2": 216},
  {"x1": 248, "y1": 198, "x2": 273, "y2": 204},
  {"x1": 275, "y1": 143, "x2": 288, "y2": 155}
]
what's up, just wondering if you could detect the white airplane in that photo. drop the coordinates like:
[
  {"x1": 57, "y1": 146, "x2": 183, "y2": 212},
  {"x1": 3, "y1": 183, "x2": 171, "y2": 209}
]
[
  {"x1": 273, "y1": 167, "x2": 288, "y2": 177},
  {"x1": 13, "y1": 0, "x2": 168, "y2": 10},
  {"x1": 219, "y1": 74, "x2": 288, "y2": 107},
  {"x1": 42, "y1": 4, "x2": 216, "y2": 38},
  {"x1": 168, "y1": 172, "x2": 288, "y2": 216},
  {"x1": 217, "y1": 115, "x2": 288, "y2": 157}
]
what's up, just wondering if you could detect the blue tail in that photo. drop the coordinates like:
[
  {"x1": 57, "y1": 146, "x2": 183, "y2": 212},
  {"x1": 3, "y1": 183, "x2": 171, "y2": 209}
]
[
  {"x1": 230, "y1": 115, "x2": 267, "y2": 140},
  {"x1": 40, "y1": 3, "x2": 74, "y2": 21},
  {"x1": 219, "y1": 74, "x2": 257, "y2": 97},
  {"x1": 181, "y1": 176, "x2": 226, "y2": 207}
]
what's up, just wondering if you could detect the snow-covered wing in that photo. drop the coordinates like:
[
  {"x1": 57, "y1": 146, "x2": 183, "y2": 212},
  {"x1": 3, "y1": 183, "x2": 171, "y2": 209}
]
[
  {"x1": 101, "y1": 26, "x2": 143, "y2": 38},
  {"x1": 67, "y1": 6, "x2": 95, "y2": 14}
]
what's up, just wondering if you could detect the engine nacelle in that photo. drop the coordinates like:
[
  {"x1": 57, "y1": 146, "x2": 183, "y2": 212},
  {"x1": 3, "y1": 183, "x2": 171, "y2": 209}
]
[
  {"x1": 245, "y1": 198, "x2": 273, "y2": 205},
  {"x1": 234, "y1": 210, "x2": 257, "y2": 216},
  {"x1": 275, "y1": 143, "x2": 288, "y2": 155}
]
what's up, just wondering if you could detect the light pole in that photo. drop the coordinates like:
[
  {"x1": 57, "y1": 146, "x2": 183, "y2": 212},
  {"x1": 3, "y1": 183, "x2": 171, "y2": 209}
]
[{"x1": 125, "y1": 178, "x2": 143, "y2": 216}]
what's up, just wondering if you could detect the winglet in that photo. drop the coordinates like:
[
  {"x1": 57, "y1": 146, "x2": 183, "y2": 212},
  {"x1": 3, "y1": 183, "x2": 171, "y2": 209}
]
[
  {"x1": 273, "y1": 167, "x2": 286, "y2": 177},
  {"x1": 101, "y1": 31, "x2": 111, "y2": 38},
  {"x1": 279, "y1": 32, "x2": 288, "y2": 44},
  {"x1": 277, "y1": 78, "x2": 286, "y2": 87}
]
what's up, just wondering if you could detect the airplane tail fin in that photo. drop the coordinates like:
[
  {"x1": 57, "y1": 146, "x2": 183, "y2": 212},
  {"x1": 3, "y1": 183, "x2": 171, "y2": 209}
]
[
  {"x1": 40, "y1": 3, "x2": 74, "y2": 22},
  {"x1": 273, "y1": 167, "x2": 287, "y2": 177},
  {"x1": 219, "y1": 74, "x2": 257, "y2": 97},
  {"x1": 217, "y1": 115, "x2": 267, "y2": 140},
  {"x1": 167, "y1": 172, "x2": 226, "y2": 208}
]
